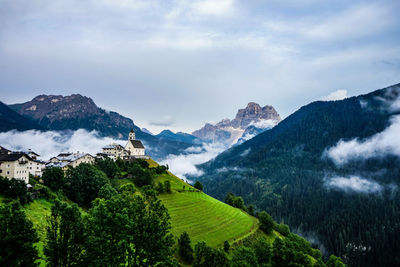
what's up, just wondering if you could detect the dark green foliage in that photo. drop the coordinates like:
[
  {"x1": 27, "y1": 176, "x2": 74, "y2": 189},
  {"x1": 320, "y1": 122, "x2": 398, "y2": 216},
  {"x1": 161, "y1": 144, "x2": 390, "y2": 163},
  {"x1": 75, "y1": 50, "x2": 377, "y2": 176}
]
[
  {"x1": 94, "y1": 158, "x2": 119, "y2": 179},
  {"x1": 223, "y1": 240, "x2": 230, "y2": 253},
  {"x1": 247, "y1": 204, "x2": 254, "y2": 216},
  {"x1": 64, "y1": 163, "x2": 109, "y2": 207},
  {"x1": 0, "y1": 201, "x2": 38, "y2": 266},
  {"x1": 231, "y1": 246, "x2": 258, "y2": 267},
  {"x1": 153, "y1": 165, "x2": 168, "y2": 174},
  {"x1": 258, "y1": 211, "x2": 274, "y2": 234},
  {"x1": 119, "y1": 183, "x2": 136, "y2": 194},
  {"x1": 253, "y1": 237, "x2": 272, "y2": 265},
  {"x1": 164, "y1": 180, "x2": 171, "y2": 193},
  {"x1": 136, "y1": 159, "x2": 150, "y2": 169},
  {"x1": 193, "y1": 241, "x2": 230, "y2": 267},
  {"x1": 272, "y1": 236, "x2": 313, "y2": 267},
  {"x1": 98, "y1": 183, "x2": 118, "y2": 199},
  {"x1": 128, "y1": 163, "x2": 153, "y2": 187},
  {"x1": 326, "y1": 255, "x2": 346, "y2": 267},
  {"x1": 225, "y1": 192, "x2": 246, "y2": 211},
  {"x1": 42, "y1": 167, "x2": 64, "y2": 191},
  {"x1": 178, "y1": 232, "x2": 194, "y2": 263},
  {"x1": 84, "y1": 193, "x2": 174, "y2": 266},
  {"x1": 33, "y1": 184, "x2": 56, "y2": 200},
  {"x1": 0, "y1": 176, "x2": 31, "y2": 205},
  {"x1": 197, "y1": 85, "x2": 400, "y2": 266},
  {"x1": 45, "y1": 201, "x2": 85, "y2": 267},
  {"x1": 156, "y1": 182, "x2": 165, "y2": 193},
  {"x1": 275, "y1": 223, "x2": 290, "y2": 237},
  {"x1": 194, "y1": 181, "x2": 203, "y2": 191}
]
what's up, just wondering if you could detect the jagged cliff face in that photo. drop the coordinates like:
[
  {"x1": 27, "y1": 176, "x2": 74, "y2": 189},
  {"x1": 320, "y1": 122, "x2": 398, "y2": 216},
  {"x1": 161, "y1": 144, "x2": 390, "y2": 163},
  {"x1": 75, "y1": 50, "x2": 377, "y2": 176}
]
[{"x1": 192, "y1": 102, "x2": 281, "y2": 146}]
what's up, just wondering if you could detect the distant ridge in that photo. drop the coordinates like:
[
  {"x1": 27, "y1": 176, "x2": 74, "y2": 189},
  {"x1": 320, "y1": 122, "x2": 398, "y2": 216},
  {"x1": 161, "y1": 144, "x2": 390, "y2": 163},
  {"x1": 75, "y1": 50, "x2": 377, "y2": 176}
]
[
  {"x1": 0, "y1": 101, "x2": 43, "y2": 132},
  {"x1": 6, "y1": 94, "x2": 198, "y2": 160}
]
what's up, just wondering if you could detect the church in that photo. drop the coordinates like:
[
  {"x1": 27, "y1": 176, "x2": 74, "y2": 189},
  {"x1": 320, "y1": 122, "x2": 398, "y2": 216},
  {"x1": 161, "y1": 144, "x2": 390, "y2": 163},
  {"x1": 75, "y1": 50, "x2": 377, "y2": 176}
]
[
  {"x1": 100, "y1": 129, "x2": 146, "y2": 160},
  {"x1": 124, "y1": 129, "x2": 145, "y2": 157}
]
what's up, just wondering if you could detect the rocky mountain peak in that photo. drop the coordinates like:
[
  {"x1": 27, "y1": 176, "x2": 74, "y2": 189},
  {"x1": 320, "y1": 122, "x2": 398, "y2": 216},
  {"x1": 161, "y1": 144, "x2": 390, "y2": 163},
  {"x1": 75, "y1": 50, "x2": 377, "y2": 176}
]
[
  {"x1": 192, "y1": 102, "x2": 281, "y2": 145},
  {"x1": 15, "y1": 94, "x2": 100, "y2": 121},
  {"x1": 232, "y1": 102, "x2": 281, "y2": 129}
]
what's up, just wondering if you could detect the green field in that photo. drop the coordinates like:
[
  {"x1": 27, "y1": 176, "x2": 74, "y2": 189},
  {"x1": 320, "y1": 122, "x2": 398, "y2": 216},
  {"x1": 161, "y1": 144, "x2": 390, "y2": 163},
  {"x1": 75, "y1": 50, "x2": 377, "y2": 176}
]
[{"x1": 153, "y1": 167, "x2": 258, "y2": 247}]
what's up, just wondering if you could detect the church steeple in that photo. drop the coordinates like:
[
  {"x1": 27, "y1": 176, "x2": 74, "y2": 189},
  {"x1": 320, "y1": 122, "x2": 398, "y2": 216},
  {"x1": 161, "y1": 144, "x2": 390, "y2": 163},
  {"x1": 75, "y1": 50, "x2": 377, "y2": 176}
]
[{"x1": 129, "y1": 129, "x2": 136, "y2": 141}]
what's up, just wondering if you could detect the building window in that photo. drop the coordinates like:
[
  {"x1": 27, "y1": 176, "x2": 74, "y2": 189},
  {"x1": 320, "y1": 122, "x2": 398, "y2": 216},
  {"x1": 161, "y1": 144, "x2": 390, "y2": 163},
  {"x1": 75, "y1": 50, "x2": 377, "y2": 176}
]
[{"x1": 7, "y1": 171, "x2": 9, "y2": 174}]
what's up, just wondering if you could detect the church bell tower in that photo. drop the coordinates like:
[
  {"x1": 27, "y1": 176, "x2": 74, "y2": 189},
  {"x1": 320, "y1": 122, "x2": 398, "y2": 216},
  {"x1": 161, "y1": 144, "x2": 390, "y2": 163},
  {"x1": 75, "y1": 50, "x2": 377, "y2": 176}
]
[{"x1": 129, "y1": 129, "x2": 136, "y2": 141}]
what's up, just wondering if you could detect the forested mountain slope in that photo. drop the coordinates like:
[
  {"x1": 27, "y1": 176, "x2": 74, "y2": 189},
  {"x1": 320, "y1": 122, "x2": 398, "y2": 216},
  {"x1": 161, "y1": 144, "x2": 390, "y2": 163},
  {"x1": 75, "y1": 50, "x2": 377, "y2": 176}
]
[
  {"x1": 196, "y1": 83, "x2": 400, "y2": 267},
  {"x1": 0, "y1": 101, "x2": 43, "y2": 132}
]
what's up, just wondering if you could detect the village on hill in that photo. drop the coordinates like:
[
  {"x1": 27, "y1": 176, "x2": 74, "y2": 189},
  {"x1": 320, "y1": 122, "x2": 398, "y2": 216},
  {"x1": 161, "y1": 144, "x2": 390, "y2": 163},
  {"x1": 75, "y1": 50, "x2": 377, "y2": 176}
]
[{"x1": 0, "y1": 129, "x2": 147, "y2": 184}]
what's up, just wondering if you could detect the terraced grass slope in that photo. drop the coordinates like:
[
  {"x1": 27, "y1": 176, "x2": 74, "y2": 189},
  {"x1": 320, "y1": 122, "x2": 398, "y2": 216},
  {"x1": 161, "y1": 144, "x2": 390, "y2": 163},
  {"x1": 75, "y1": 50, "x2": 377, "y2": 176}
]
[{"x1": 151, "y1": 159, "x2": 258, "y2": 247}]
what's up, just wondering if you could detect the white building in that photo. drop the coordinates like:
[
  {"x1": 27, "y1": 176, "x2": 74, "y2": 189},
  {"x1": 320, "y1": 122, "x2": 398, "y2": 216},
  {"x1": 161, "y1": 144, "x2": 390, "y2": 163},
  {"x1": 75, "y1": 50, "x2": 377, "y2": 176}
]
[
  {"x1": 0, "y1": 153, "x2": 32, "y2": 184},
  {"x1": 47, "y1": 152, "x2": 95, "y2": 171},
  {"x1": 125, "y1": 129, "x2": 146, "y2": 157},
  {"x1": 102, "y1": 143, "x2": 129, "y2": 160}
]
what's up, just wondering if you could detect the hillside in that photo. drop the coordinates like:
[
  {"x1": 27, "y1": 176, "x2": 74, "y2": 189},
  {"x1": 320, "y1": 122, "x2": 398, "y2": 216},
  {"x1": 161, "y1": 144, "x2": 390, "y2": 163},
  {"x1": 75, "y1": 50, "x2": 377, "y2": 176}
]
[
  {"x1": 153, "y1": 167, "x2": 258, "y2": 247},
  {"x1": 7, "y1": 94, "x2": 197, "y2": 160},
  {"x1": 196, "y1": 83, "x2": 400, "y2": 266},
  {"x1": 0, "y1": 157, "x2": 333, "y2": 266},
  {"x1": 0, "y1": 101, "x2": 43, "y2": 132}
]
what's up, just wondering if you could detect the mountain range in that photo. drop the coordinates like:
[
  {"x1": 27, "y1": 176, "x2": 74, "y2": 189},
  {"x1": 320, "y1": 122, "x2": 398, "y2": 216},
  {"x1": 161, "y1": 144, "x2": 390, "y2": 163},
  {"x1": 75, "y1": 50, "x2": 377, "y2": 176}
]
[
  {"x1": 5, "y1": 94, "x2": 196, "y2": 160},
  {"x1": 192, "y1": 102, "x2": 281, "y2": 146},
  {"x1": 195, "y1": 83, "x2": 400, "y2": 267}
]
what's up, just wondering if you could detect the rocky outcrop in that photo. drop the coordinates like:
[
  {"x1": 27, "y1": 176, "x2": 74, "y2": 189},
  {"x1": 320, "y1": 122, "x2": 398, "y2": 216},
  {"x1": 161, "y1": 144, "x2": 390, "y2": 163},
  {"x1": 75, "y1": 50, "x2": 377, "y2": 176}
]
[{"x1": 192, "y1": 102, "x2": 281, "y2": 145}]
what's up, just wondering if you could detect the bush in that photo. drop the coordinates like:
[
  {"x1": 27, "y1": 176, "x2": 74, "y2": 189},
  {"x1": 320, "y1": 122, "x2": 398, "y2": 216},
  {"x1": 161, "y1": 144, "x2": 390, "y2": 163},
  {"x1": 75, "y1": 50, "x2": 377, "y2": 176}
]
[
  {"x1": 164, "y1": 181, "x2": 171, "y2": 193},
  {"x1": 153, "y1": 165, "x2": 168, "y2": 174},
  {"x1": 64, "y1": 164, "x2": 109, "y2": 207},
  {"x1": 231, "y1": 246, "x2": 258, "y2": 267},
  {"x1": 223, "y1": 240, "x2": 230, "y2": 253},
  {"x1": 42, "y1": 167, "x2": 64, "y2": 191},
  {"x1": 178, "y1": 232, "x2": 193, "y2": 263},
  {"x1": 156, "y1": 182, "x2": 165, "y2": 193},
  {"x1": 0, "y1": 176, "x2": 31, "y2": 205},
  {"x1": 194, "y1": 181, "x2": 203, "y2": 191},
  {"x1": 0, "y1": 201, "x2": 39, "y2": 266},
  {"x1": 95, "y1": 158, "x2": 120, "y2": 179},
  {"x1": 259, "y1": 211, "x2": 274, "y2": 234},
  {"x1": 193, "y1": 242, "x2": 229, "y2": 267},
  {"x1": 275, "y1": 223, "x2": 290, "y2": 236}
]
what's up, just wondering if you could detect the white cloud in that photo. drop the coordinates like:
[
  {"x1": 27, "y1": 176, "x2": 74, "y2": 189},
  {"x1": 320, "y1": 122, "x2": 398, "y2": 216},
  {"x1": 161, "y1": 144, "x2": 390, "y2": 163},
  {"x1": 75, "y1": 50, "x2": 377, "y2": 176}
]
[
  {"x1": 325, "y1": 115, "x2": 400, "y2": 165},
  {"x1": 321, "y1": 89, "x2": 348, "y2": 101},
  {"x1": 240, "y1": 148, "x2": 251, "y2": 157},
  {"x1": 325, "y1": 91, "x2": 400, "y2": 165},
  {"x1": 160, "y1": 142, "x2": 226, "y2": 181},
  {"x1": 0, "y1": 129, "x2": 124, "y2": 160},
  {"x1": 149, "y1": 115, "x2": 175, "y2": 127},
  {"x1": 249, "y1": 119, "x2": 277, "y2": 129},
  {"x1": 305, "y1": 4, "x2": 392, "y2": 40},
  {"x1": 325, "y1": 175, "x2": 382, "y2": 193},
  {"x1": 191, "y1": 0, "x2": 235, "y2": 16}
]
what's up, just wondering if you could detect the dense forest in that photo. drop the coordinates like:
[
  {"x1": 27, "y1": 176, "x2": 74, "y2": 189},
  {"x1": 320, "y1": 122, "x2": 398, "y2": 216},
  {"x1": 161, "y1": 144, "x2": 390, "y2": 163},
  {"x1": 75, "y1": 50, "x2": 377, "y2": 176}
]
[
  {"x1": 196, "y1": 84, "x2": 400, "y2": 267},
  {"x1": 0, "y1": 158, "x2": 343, "y2": 266}
]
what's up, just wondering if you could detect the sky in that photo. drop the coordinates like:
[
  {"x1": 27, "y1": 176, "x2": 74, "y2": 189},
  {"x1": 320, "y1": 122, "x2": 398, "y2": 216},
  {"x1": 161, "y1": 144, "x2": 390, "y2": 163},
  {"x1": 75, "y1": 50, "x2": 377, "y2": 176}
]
[{"x1": 1, "y1": 0, "x2": 400, "y2": 134}]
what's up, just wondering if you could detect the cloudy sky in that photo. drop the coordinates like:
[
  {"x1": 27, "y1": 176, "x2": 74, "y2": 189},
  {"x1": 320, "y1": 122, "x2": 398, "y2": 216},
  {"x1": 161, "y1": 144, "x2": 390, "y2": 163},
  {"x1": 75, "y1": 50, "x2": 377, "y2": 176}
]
[{"x1": 1, "y1": 0, "x2": 399, "y2": 133}]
